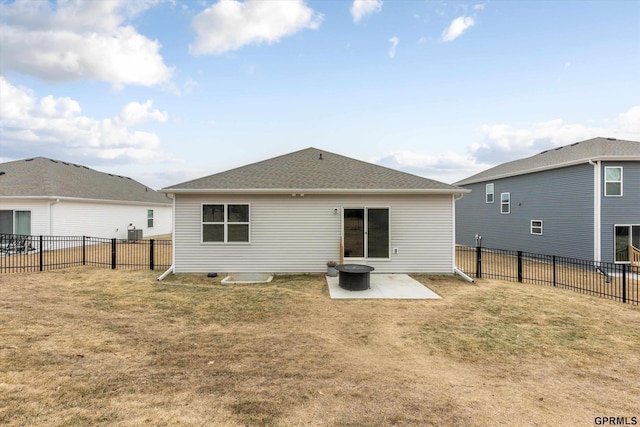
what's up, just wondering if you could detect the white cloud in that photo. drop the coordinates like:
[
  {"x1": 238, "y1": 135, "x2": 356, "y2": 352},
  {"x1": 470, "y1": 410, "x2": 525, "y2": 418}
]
[
  {"x1": 350, "y1": 0, "x2": 383, "y2": 23},
  {"x1": 190, "y1": 0, "x2": 323, "y2": 55},
  {"x1": 372, "y1": 106, "x2": 640, "y2": 184},
  {"x1": 0, "y1": 77, "x2": 174, "y2": 164},
  {"x1": 470, "y1": 105, "x2": 640, "y2": 164},
  {"x1": 0, "y1": 0, "x2": 173, "y2": 88},
  {"x1": 388, "y1": 36, "x2": 399, "y2": 58},
  {"x1": 441, "y1": 16, "x2": 474, "y2": 42},
  {"x1": 615, "y1": 105, "x2": 640, "y2": 133},
  {"x1": 374, "y1": 150, "x2": 490, "y2": 184},
  {"x1": 472, "y1": 106, "x2": 640, "y2": 163}
]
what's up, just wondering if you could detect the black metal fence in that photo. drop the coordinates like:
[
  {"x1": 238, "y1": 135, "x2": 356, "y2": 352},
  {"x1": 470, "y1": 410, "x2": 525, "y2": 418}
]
[
  {"x1": 0, "y1": 234, "x2": 172, "y2": 273},
  {"x1": 456, "y1": 246, "x2": 639, "y2": 305}
]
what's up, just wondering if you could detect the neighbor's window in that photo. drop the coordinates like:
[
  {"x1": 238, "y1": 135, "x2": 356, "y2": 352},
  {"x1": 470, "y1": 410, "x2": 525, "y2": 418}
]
[
  {"x1": 147, "y1": 209, "x2": 154, "y2": 228},
  {"x1": 604, "y1": 167, "x2": 623, "y2": 196},
  {"x1": 486, "y1": 183, "x2": 494, "y2": 203},
  {"x1": 500, "y1": 192, "x2": 510, "y2": 214},
  {"x1": 0, "y1": 210, "x2": 31, "y2": 235},
  {"x1": 202, "y1": 204, "x2": 250, "y2": 243},
  {"x1": 531, "y1": 220, "x2": 543, "y2": 235},
  {"x1": 614, "y1": 225, "x2": 640, "y2": 263}
]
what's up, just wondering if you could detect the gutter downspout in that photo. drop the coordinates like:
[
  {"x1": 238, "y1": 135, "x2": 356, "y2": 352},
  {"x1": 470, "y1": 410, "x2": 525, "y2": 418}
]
[
  {"x1": 452, "y1": 194, "x2": 462, "y2": 274},
  {"x1": 452, "y1": 192, "x2": 467, "y2": 274},
  {"x1": 589, "y1": 160, "x2": 601, "y2": 263},
  {"x1": 48, "y1": 198, "x2": 60, "y2": 239},
  {"x1": 158, "y1": 265, "x2": 174, "y2": 281},
  {"x1": 167, "y1": 192, "x2": 176, "y2": 274},
  {"x1": 454, "y1": 266, "x2": 475, "y2": 283}
]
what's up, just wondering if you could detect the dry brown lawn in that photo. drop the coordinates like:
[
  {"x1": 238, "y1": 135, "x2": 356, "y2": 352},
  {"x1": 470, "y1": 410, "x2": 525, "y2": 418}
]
[{"x1": 1, "y1": 269, "x2": 639, "y2": 426}]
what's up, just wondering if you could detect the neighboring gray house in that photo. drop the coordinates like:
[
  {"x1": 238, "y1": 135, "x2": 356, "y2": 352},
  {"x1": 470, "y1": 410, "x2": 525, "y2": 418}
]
[
  {"x1": 0, "y1": 157, "x2": 172, "y2": 239},
  {"x1": 455, "y1": 137, "x2": 640, "y2": 264},
  {"x1": 162, "y1": 147, "x2": 468, "y2": 274}
]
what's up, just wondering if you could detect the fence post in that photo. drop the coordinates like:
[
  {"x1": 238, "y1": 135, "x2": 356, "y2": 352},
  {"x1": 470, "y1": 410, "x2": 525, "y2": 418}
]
[
  {"x1": 622, "y1": 264, "x2": 627, "y2": 304},
  {"x1": 552, "y1": 255, "x2": 556, "y2": 287},
  {"x1": 39, "y1": 235, "x2": 43, "y2": 271},
  {"x1": 476, "y1": 246, "x2": 482, "y2": 278},
  {"x1": 82, "y1": 236, "x2": 86, "y2": 265},
  {"x1": 111, "y1": 238, "x2": 117, "y2": 269},
  {"x1": 149, "y1": 239, "x2": 155, "y2": 271},
  {"x1": 517, "y1": 251, "x2": 523, "y2": 283}
]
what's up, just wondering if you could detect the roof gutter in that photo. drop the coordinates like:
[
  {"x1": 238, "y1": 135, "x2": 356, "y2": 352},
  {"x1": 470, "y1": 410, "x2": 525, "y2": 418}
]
[
  {"x1": 456, "y1": 155, "x2": 640, "y2": 186},
  {"x1": 160, "y1": 188, "x2": 470, "y2": 195},
  {"x1": 0, "y1": 195, "x2": 172, "y2": 206}
]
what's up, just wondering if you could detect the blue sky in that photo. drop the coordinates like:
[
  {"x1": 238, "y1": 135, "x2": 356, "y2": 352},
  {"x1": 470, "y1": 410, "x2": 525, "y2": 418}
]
[{"x1": 1, "y1": 0, "x2": 639, "y2": 189}]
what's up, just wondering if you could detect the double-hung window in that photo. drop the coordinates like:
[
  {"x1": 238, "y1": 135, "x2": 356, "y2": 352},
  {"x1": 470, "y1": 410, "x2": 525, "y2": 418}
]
[
  {"x1": 500, "y1": 192, "x2": 510, "y2": 214},
  {"x1": 147, "y1": 209, "x2": 154, "y2": 228},
  {"x1": 531, "y1": 220, "x2": 543, "y2": 235},
  {"x1": 202, "y1": 204, "x2": 250, "y2": 243},
  {"x1": 486, "y1": 183, "x2": 494, "y2": 203},
  {"x1": 604, "y1": 167, "x2": 623, "y2": 196}
]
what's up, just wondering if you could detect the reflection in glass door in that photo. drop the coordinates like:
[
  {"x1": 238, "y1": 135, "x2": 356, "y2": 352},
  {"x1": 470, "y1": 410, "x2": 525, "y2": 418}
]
[
  {"x1": 367, "y1": 208, "x2": 389, "y2": 258},
  {"x1": 343, "y1": 209, "x2": 364, "y2": 258},
  {"x1": 614, "y1": 225, "x2": 640, "y2": 262},
  {"x1": 343, "y1": 208, "x2": 389, "y2": 259}
]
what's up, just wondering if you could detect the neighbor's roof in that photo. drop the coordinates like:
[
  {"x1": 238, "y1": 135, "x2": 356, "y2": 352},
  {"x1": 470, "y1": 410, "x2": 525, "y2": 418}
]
[
  {"x1": 163, "y1": 147, "x2": 466, "y2": 194},
  {"x1": 0, "y1": 157, "x2": 171, "y2": 204},
  {"x1": 456, "y1": 137, "x2": 640, "y2": 186}
]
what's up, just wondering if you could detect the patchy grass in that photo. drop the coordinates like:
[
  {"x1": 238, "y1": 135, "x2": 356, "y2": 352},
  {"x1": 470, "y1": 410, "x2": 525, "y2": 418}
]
[{"x1": 1, "y1": 268, "x2": 639, "y2": 426}]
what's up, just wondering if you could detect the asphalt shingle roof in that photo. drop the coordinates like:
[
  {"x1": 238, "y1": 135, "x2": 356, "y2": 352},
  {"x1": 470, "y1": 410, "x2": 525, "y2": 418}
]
[
  {"x1": 0, "y1": 157, "x2": 171, "y2": 204},
  {"x1": 164, "y1": 147, "x2": 464, "y2": 193},
  {"x1": 456, "y1": 137, "x2": 640, "y2": 185}
]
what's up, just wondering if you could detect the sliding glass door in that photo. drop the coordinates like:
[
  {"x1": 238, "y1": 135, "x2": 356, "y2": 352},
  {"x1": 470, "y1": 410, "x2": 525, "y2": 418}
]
[
  {"x1": 0, "y1": 210, "x2": 31, "y2": 235},
  {"x1": 343, "y1": 208, "x2": 389, "y2": 259},
  {"x1": 615, "y1": 225, "x2": 640, "y2": 263}
]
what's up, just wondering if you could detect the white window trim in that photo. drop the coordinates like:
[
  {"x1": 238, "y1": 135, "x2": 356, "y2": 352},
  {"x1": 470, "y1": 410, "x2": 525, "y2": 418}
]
[
  {"x1": 604, "y1": 166, "x2": 623, "y2": 197},
  {"x1": 500, "y1": 192, "x2": 510, "y2": 214},
  {"x1": 486, "y1": 183, "x2": 494, "y2": 204},
  {"x1": 147, "y1": 209, "x2": 154, "y2": 228},
  {"x1": 531, "y1": 220, "x2": 543, "y2": 235},
  {"x1": 201, "y1": 203, "x2": 251, "y2": 244}
]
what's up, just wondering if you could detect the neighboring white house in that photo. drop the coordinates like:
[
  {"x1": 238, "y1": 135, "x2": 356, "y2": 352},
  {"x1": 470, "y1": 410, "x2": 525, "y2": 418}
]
[
  {"x1": 0, "y1": 157, "x2": 172, "y2": 239},
  {"x1": 161, "y1": 147, "x2": 469, "y2": 274}
]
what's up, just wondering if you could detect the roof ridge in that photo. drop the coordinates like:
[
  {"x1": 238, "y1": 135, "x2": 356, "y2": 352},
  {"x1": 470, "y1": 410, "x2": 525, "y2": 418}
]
[{"x1": 164, "y1": 147, "x2": 464, "y2": 192}]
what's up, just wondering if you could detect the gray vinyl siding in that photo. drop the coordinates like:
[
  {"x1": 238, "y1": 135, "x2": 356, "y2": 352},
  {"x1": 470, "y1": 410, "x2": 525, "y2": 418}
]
[
  {"x1": 600, "y1": 161, "x2": 640, "y2": 263},
  {"x1": 456, "y1": 163, "x2": 594, "y2": 260},
  {"x1": 173, "y1": 193, "x2": 454, "y2": 274}
]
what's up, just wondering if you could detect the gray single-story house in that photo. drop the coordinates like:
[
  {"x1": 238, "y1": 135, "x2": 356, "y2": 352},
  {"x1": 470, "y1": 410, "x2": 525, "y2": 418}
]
[
  {"x1": 455, "y1": 137, "x2": 640, "y2": 264},
  {"x1": 161, "y1": 147, "x2": 469, "y2": 274},
  {"x1": 0, "y1": 157, "x2": 172, "y2": 239}
]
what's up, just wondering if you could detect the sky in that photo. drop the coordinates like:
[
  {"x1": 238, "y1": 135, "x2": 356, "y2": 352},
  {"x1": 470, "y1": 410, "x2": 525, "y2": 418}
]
[{"x1": 1, "y1": 0, "x2": 639, "y2": 190}]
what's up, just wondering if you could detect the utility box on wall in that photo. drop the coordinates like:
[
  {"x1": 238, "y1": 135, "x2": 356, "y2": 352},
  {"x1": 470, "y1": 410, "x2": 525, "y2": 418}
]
[{"x1": 128, "y1": 229, "x2": 143, "y2": 241}]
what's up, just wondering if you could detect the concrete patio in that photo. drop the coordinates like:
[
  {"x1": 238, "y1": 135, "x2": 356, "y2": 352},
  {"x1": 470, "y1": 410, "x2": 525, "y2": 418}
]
[{"x1": 326, "y1": 274, "x2": 442, "y2": 300}]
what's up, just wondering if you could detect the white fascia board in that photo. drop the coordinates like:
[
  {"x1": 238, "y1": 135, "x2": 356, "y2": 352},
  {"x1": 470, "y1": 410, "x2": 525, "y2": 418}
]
[
  {"x1": 0, "y1": 195, "x2": 171, "y2": 206},
  {"x1": 160, "y1": 188, "x2": 470, "y2": 195},
  {"x1": 457, "y1": 156, "x2": 640, "y2": 185}
]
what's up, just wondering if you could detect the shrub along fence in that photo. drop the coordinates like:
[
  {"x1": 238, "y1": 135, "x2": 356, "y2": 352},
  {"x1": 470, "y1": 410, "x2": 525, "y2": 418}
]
[
  {"x1": 0, "y1": 234, "x2": 172, "y2": 273},
  {"x1": 456, "y1": 245, "x2": 639, "y2": 305}
]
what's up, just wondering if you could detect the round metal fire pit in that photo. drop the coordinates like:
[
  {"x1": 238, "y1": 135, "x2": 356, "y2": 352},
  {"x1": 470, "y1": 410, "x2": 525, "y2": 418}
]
[{"x1": 336, "y1": 264, "x2": 375, "y2": 291}]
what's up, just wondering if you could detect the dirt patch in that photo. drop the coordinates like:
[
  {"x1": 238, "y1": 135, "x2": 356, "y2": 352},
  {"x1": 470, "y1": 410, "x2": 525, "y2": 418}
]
[{"x1": 1, "y1": 269, "x2": 639, "y2": 426}]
